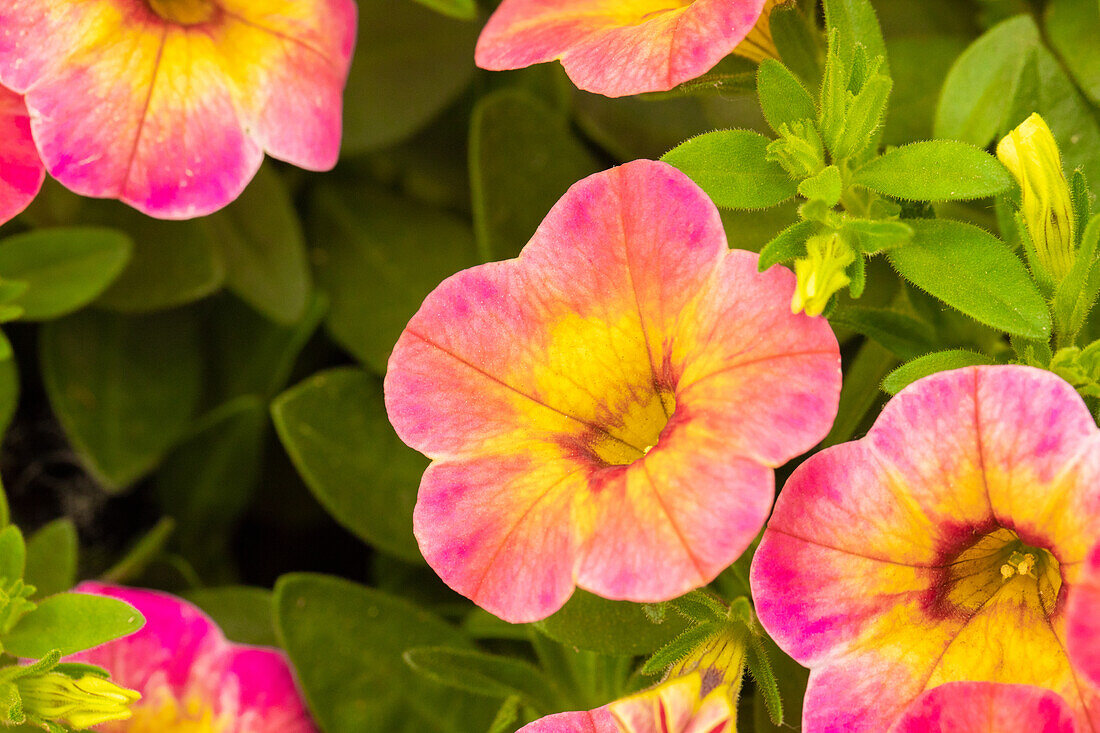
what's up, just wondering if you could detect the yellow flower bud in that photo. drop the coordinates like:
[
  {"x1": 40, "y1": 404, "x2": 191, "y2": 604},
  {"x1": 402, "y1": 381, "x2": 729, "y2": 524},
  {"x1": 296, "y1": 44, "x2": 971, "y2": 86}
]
[
  {"x1": 997, "y1": 113, "x2": 1076, "y2": 282},
  {"x1": 17, "y1": 672, "x2": 140, "y2": 729},
  {"x1": 791, "y1": 232, "x2": 855, "y2": 317}
]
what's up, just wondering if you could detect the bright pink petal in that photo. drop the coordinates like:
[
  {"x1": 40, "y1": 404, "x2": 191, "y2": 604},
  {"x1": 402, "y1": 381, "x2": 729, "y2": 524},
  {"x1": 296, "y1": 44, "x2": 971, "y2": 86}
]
[
  {"x1": 70, "y1": 582, "x2": 318, "y2": 733},
  {"x1": 1069, "y1": 543, "x2": 1100, "y2": 688},
  {"x1": 890, "y1": 682, "x2": 1077, "y2": 733},
  {"x1": 387, "y1": 160, "x2": 840, "y2": 621},
  {"x1": 750, "y1": 366, "x2": 1100, "y2": 732},
  {"x1": 72, "y1": 581, "x2": 226, "y2": 695},
  {"x1": 520, "y1": 708, "x2": 618, "y2": 733},
  {"x1": 225, "y1": 647, "x2": 316, "y2": 732},
  {"x1": 476, "y1": 0, "x2": 767, "y2": 97},
  {"x1": 0, "y1": 86, "x2": 43, "y2": 224}
]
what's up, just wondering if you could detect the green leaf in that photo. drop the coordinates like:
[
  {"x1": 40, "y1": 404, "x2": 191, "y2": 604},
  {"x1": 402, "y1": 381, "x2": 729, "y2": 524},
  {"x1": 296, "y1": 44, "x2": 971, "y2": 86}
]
[
  {"x1": 155, "y1": 397, "x2": 266, "y2": 564},
  {"x1": 271, "y1": 368, "x2": 423, "y2": 562},
  {"x1": 887, "y1": 220, "x2": 1051, "y2": 339},
  {"x1": 759, "y1": 220, "x2": 817, "y2": 270},
  {"x1": 342, "y1": 0, "x2": 477, "y2": 153},
  {"x1": 828, "y1": 306, "x2": 936, "y2": 360},
  {"x1": 23, "y1": 520, "x2": 77, "y2": 598},
  {"x1": 662, "y1": 131, "x2": 799, "y2": 210},
  {"x1": 310, "y1": 183, "x2": 478, "y2": 374},
  {"x1": 823, "y1": 0, "x2": 889, "y2": 74},
  {"x1": 410, "y1": 0, "x2": 476, "y2": 20},
  {"x1": 470, "y1": 90, "x2": 600, "y2": 261},
  {"x1": 935, "y1": 15, "x2": 1100, "y2": 185},
  {"x1": 202, "y1": 165, "x2": 311, "y2": 325},
  {"x1": 0, "y1": 357, "x2": 17, "y2": 450},
  {"x1": 746, "y1": 633, "x2": 782, "y2": 726},
  {"x1": 756, "y1": 59, "x2": 817, "y2": 135},
  {"x1": 207, "y1": 293, "x2": 328, "y2": 402},
  {"x1": 0, "y1": 526, "x2": 25, "y2": 583},
  {"x1": 1045, "y1": 0, "x2": 1100, "y2": 105},
  {"x1": 842, "y1": 219, "x2": 913, "y2": 254},
  {"x1": 184, "y1": 586, "x2": 275, "y2": 647},
  {"x1": 404, "y1": 647, "x2": 563, "y2": 712},
  {"x1": 4, "y1": 593, "x2": 144, "y2": 658},
  {"x1": 274, "y1": 573, "x2": 495, "y2": 733},
  {"x1": 822, "y1": 340, "x2": 896, "y2": 448},
  {"x1": 752, "y1": 636, "x2": 808, "y2": 733},
  {"x1": 770, "y1": 3, "x2": 823, "y2": 87},
  {"x1": 86, "y1": 204, "x2": 225, "y2": 312},
  {"x1": 536, "y1": 589, "x2": 688, "y2": 656},
  {"x1": 0, "y1": 228, "x2": 131, "y2": 320},
  {"x1": 882, "y1": 349, "x2": 996, "y2": 394},
  {"x1": 40, "y1": 309, "x2": 203, "y2": 490},
  {"x1": 853, "y1": 141, "x2": 1011, "y2": 201}
]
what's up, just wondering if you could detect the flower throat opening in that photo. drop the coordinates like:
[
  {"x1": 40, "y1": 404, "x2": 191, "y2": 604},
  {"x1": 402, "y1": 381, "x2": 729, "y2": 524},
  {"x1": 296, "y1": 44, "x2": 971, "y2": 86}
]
[
  {"x1": 587, "y1": 388, "x2": 675, "y2": 466},
  {"x1": 942, "y1": 527, "x2": 1062, "y2": 617},
  {"x1": 147, "y1": 0, "x2": 218, "y2": 25}
]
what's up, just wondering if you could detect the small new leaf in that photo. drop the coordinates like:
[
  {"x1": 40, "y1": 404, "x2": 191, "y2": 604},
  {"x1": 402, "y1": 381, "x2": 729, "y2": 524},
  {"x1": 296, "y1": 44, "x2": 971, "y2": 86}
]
[
  {"x1": 759, "y1": 220, "x2": 817, "y2": 270},
  {"x1": 798, "y1": 166, "x2": 843, "y2": 206},
  {"x1": 757, "y1": 59, "x2": 817, "y2": 136}
]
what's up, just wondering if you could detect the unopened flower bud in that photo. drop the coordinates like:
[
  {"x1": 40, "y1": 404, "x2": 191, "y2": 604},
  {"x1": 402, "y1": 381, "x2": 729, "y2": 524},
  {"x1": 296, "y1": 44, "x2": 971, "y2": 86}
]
[
  {"x1": 997, "y1": 113, "x2": 1076, "y2": 282},
  {"x1": 17, "y1": 672, "x2": 140, "y2": 730},
  {"x1": 791, "y1": 232, "x2": 855, "y2": 317}
]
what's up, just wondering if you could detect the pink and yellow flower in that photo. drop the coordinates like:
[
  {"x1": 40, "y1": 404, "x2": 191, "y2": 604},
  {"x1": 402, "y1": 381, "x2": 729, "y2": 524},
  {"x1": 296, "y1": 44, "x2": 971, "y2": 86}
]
[
  {"x1": 384, "y1": 159, "x2": 840, "y2": 623},
  {"x1": 519, "y1": 672, "x2": 734, "y2": 733},
  {"x1": 1069, "y1": 543, "x2": 1100, "y2": 688},
  {"x1": 0, "y1": 0, "x2": 356, "y2": 219},
  {"x1": 71, "y1": 582, "x2": 317, "y2": 732},
  {"x1": 750, "y1": 365, "x2": 1100, "y2": 731},
  {"x1": 890, "y1": 682, "x2": 1077, "y2": 733},
  {"x1": 475, "y1": 0, "x2": 778, "y2": 98},
  {"x1": 0, "y1": 86, "x2": 44, "y2": 225}
]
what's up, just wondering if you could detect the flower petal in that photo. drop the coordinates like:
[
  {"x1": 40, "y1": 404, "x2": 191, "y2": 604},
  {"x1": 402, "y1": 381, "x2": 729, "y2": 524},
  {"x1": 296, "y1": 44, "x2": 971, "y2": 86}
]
[
  {"x1": 519, "y1": 708, "x2": 618, "y2": 733},
  {"x1": 0, "y1": 86, "x2": 43, "y2": 224},
  {"x1": 475, "y1": 0, "x2": 767, "y2": 97},
  {"x1": 224, "y1": 647, "x2": 316, "y2": 732},
  {"x1": 890, "y1": 682, "x2": 1077, "y2": 733},
  {"x1": 1069, "y1": 543, "x2": 1100, "y2": 688}
]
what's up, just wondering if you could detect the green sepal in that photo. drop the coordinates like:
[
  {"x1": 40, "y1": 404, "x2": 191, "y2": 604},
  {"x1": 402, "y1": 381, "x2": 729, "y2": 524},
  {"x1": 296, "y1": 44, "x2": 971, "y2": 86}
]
[
  {"x1": 1071, "y1": 169, "x2": 1093, "y2": 245},
  {"x1": 798, "y1": 166, "x2": 843, "y2": 207},
  {"x1": 759, "y1": 220, "x2": 817, "y2": 270},
  {"x1": 846, "y1": 251, "x2": 867, "y2": 299},
  {"x1": 831, "y1": 73, "x2": 892, "y2": 161},
  {"x1": 745, "y1": 631, "x2": 783, "y2": 726},
  {"x1": 1054, "y1": 214, "x2": 1100, "y2": 341},
  {"x1": 667, "y1": 591, "x2": 727, "y2": 623},
  {"x1": 640, "y1": 620, "x2": 723, "y2": 676}
]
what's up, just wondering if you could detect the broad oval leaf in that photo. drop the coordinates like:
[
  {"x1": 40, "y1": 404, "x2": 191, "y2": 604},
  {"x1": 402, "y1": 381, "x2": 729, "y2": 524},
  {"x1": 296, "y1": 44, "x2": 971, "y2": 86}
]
[
  {"x1": 887, "y1": 220, "x2": 1051, "y2": 339},
  {"x1": 4, "y1": 593, "x2": 144, "y2": 658},
  {"x1": 757, "y1": 59, "x2": 817, "y2": 135},
  {"x1": 274, "y1": 573, "x2": 495, "y2": 733},
  {"x1": 1046, "y1": 0, "x2": 1100, "y2": 105},
  {"x1": 0, "y1": 228, "x2": 132, "y2": 320},
  {"x1": 202, "y1": 165, "x2": 311, "y2": 325},
  {"x1": 663, "y1": 130, "x2": 799, "y2": 210},
  {"x1": 40, "y1": 309, "x2": 204, "y2": 490},
  {"x1": 309, "y1": 183, "x2": 477, "y2": 374},
  {"x1": 23, "y1": 519, "x2": 77, "y2": 599},
  {"x1": 882, "y1": 349, "x2": 996, "y2": 395},
  {"x1": 271, "y1": 368, "x2": 423, "y2": 562},
  {"x1": 536, "y1": 589, "x2": 688, "y2": 656},
  {"x1": 471, "y1": 90, "x2": 601, "y2": 261},
  {"x1": 342, "y1": 0, "x2": 477, "y2": 153},
  {"x1": 853, "y1": 141, "x2": 1011, "y2": 201},
  {"x1": 404, "y1": 647, "x2": 562, "y2": 712}
]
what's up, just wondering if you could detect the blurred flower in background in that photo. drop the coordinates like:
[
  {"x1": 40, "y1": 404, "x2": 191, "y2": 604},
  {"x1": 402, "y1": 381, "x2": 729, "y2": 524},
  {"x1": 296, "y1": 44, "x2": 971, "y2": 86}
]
[
  {"x1": 71, "y1": 582, "x2": 317, "y2": 732},
  {"x1": 0, "y1": 86, "x2": 44, "y2": 225}
]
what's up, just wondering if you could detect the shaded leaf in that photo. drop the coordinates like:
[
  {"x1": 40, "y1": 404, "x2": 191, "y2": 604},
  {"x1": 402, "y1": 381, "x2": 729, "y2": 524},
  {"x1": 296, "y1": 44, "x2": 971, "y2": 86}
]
[{"x1": 23, "y1": 519, "x2": 77, "y2": 598}]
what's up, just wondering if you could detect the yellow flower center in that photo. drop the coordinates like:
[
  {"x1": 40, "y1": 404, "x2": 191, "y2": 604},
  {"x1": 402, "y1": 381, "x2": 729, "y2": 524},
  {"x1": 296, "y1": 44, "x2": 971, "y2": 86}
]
[
  {"x1": 146, "y1": 0, "x2": 218, "y2": 25},
  {"x1": 941, "y1": 527, "x2": 1062, "y2": 617},
  {"x1": 587, "y1": 389, "x2": 675, "y2": 466},
  {"x1": 101, "y1": 688, "x2": 228, "y2": 733}
]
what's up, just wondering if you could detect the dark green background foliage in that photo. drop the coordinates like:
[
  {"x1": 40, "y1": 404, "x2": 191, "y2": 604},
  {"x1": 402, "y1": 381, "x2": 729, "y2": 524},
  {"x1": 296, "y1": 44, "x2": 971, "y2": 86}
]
[{"x1": 2, "y1": 0, "x2": 1099, "y2": 730}]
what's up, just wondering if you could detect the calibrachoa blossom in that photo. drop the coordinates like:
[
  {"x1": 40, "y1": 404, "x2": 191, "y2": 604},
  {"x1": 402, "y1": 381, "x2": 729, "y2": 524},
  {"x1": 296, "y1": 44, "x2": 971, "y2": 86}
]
[
  {"x1": 0, "y1": 0, "x2": 356, "y2": 219},
  {"x1": 1069, "y1": 542, "x2": 1100, "y2": 688},
  {"x1": 385, "y1": 159, "x2": 840, "y2": 623},
  {"x1": 0, "y1": 86, "x2": 44, "y2": 225},
  {"x1": 750, "y1": 366, "x2": 1100, "y2": 732},
  {"x1": 71, "y1": 582, "x2": 317, "y2": 732},
  {"x1": 890, "y1": 682, "x2": 1077, "y2": 733},
  {"x1": 520, "y1": 673, "x2": 734, "y2": 733},
  {"x1": 475, "y1": 0, "x2": 778, "y2": 98}
]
